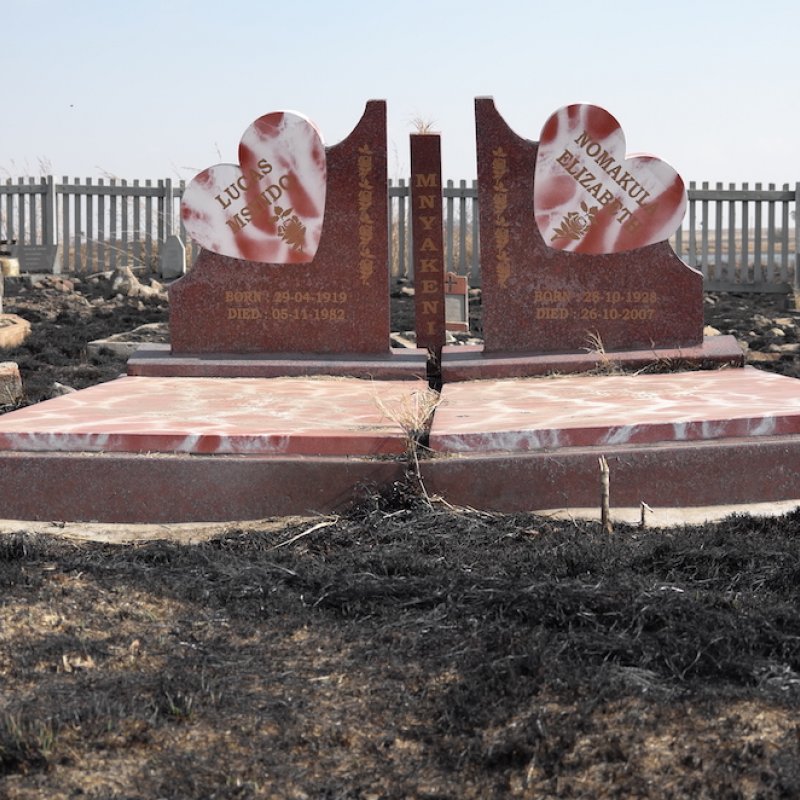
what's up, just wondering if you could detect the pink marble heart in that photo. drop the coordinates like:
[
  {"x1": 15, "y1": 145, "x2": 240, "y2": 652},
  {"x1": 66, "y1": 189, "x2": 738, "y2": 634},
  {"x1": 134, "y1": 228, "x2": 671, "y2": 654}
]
[
  {"x1": 533, "y1": 104, "x2": 686, "y2": 255},
  {"x1": 181, "y1": 111, "x2": 326, "y2": 263}
]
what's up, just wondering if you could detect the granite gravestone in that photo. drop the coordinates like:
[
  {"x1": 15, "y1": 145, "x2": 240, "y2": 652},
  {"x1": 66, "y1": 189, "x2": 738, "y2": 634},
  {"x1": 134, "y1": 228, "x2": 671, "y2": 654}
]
[
  {"x1": 444, "y1": 271, "x2": 469, "y2": 333},
  {"x1": 440, "y1": 98, "x2": 743, "y2": 380},
  {"x1": 158, "y1": 235, "x2": 185, "y2": 280},
  {"x1": 128, "y1": 101, "x2": 427, "y2": 379},
  {"x1": 16, "y1": 244, "x2": 62, "y2": 274}
]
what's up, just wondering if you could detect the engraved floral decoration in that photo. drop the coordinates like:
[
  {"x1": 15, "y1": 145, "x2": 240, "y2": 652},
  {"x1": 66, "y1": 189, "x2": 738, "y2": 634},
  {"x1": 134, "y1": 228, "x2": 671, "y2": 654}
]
[
  {"x1": 272, "y1": 206, "x2": 307, "y2": 252},
  {"x1": 551, "y1": 201, "x2": 598, "y2": 243}
]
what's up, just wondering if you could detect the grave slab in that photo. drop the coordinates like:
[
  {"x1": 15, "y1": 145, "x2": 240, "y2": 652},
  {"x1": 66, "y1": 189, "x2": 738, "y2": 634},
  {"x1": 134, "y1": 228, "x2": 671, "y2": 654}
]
[
  {"x1": 16, "y1": 244, "x2": 62, "y2": 274},
  {"x1": 421, "y1": 436, "x2": 800, "y2": 511},
  {"x1": 0, "y1": 374, "x2": 430, "y2": 522},
  {"x1": 0, "y1": 375, "x2": 430, "y2": 456},
  {"x1": 445, "y1": 271, "x2": 469, "y2": 333},
  {"x1": 424, "y1": 367, "x2": 800, "y2": 509},
  {"x1": 430, "y1": 367, "x2": 800, "y2": 451}
]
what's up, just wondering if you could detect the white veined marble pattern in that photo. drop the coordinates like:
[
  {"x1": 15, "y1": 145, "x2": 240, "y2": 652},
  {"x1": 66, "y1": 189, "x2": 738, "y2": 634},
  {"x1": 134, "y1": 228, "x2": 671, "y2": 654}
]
[
  {"x1": 0, "y1": 376, "x2": 431, "y2": 456},
  {"x1": 181, "y1": 111, "x2": 326, "y2": 264},
  {"x1": 534, "y1": 103, "x2": 687, "y2": 254},
  {"x1": 430, "y1": 368, "x2": 800, "y2": 453}
]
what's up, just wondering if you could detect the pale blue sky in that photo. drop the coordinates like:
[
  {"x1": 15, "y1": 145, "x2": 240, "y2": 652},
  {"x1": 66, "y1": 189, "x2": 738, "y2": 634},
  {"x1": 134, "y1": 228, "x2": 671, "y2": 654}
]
[{"x1": 1, "y1": 0, "x2": 797, "y2": 186}]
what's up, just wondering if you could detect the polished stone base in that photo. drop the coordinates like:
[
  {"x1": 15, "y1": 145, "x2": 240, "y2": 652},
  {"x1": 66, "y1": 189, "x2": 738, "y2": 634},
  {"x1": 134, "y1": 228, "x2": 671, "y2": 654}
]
[
  {"x1": 2, "y1": 366, "x2": 800, "y2": 522},
  {"x1": 440, "y1": 335, "x2": 744, "y2": 382},
  {"x1": 423, "y1": 366, "x2": 800, "y2": 510},
  {"x1": 127, "y1": 344, "x2": 429, "y2": 381}
]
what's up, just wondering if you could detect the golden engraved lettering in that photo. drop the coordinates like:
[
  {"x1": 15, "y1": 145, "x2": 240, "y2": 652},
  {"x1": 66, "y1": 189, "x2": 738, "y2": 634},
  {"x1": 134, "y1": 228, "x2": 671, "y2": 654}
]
[
  {"x1": 534, "y1": 289, "x2": 570, "y2": 303},
  {"x1": 535, "y1": 307, "x2": 569, "y2": 320},
  {"x1": 597, "y1": 189, "x2": 616, "y2": 207},
  {"x1": 358, "y1": 224, "x2": 374, "y2": 247},
  {"x1": 228, "y1": 307, "x2": 262, "y2": 320},
  {"x1": 558, "y1": 129, "x2": 667, "y2": 230},
  {"x1": 492, "y1": 192, "x2": 508, "y2": 216},
  {"x1": 415, "y1": 173, "x2": 438, "y2": 188},
  {"x1": 357, "y1": 144, "x2": 375, "y2": 286},
  {"x1": 492, "y1": 149, "x2": 511, "y2": 288},
  {"x1": 532, "y1": 286, "x2": 658, "y2": 326},
  {"x1": 576, "y1": 307, "x2": 656, "y2": 322},
  {"x1": 225, "y1": 290, "x2": 263, "y2": 304},
  {"x1": 358, "y1": 190, "x2": 373, "y2": 211},
  {"x1": 557, "y1": 149, "x2": 576, "y2": 169},
  {"x1": 269, "y1": 306, "x2": 347, "y2": 323},
  {"x1": 418, "y1": 258, "x2": 438, "y2": 273},
  {"x1": 420, "y1": 279, "x2": 438, "y2": 294},
  {"x1": 492, "y1": 148, "x2": 509, "y2": 181},
  {"x1": 494, "y1": 227, "x2": 510, "y2": 251},
  {"x1": 222, "y1": 288, "x2": 350, "y2": 325}
]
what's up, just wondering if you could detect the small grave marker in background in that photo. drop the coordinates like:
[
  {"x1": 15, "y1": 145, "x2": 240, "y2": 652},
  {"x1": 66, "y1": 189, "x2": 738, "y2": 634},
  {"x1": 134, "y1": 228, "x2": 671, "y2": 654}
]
[
  {"x1": 158, "y1": 235, "x2": 185, "y2": 280},
  {"x1": 444, "y1": 271, "x2": 468, "y2": 332},
  {"x1": 16, "y1": 244, "x2": 62, "y2": 274}
]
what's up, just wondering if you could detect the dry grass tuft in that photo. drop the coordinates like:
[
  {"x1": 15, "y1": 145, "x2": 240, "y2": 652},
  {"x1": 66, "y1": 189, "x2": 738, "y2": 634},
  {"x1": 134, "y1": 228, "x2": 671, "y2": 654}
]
[{"x1": 374, "y1": 387, "x2": 440, "y2": 445}]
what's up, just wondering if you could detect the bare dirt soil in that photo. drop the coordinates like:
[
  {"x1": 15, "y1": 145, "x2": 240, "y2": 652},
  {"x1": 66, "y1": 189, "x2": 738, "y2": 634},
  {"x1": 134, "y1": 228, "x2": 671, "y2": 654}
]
[{"x1": 2, "y1": 277, "x2": 800, "y2": 798}]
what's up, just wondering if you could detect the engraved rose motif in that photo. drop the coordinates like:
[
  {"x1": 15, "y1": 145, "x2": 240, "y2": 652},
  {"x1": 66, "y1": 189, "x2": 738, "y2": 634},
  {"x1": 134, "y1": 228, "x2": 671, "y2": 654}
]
[{"x1": 551, "y1": 202, "x2": 598, "y2": 242}]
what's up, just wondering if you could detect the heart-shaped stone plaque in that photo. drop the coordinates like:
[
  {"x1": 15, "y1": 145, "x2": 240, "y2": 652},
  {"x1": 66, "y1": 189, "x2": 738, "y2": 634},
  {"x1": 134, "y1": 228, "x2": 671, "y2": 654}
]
[
  {"x1": 534, "y1": 104, "x2": 686, "y2": 254},
  {"x1": 181, "y1": 111, "x2": 326, "y2": 263}
]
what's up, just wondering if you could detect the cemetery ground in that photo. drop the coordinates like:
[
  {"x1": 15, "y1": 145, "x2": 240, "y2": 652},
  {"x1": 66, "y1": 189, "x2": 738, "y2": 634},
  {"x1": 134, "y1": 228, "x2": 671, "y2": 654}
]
[{"x1": 2, "y1": 275, "x2": 800, "y2": 798}]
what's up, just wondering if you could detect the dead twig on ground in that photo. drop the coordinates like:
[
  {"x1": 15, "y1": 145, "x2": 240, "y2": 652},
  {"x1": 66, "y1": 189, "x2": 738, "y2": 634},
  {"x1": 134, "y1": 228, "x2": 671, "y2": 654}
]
[
  {"x1": 267, "y1": 518, "x2": 338, "y2": 551},
  {"x1": 599, "y1": 455, "x2": 613, "y2": 534}
]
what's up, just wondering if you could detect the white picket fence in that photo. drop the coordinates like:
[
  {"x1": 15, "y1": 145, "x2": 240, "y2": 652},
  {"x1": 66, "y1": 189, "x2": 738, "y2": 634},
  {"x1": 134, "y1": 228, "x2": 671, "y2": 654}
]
[
  {"x1": 0, "y1": 176, "x2": 179, "y2": 273},
  {"x1": 673, "y1": 182, "x2": 800, "y2": 293},
  {"x1": 1, "y1": 176, "x2": 798, "y2": 292}
]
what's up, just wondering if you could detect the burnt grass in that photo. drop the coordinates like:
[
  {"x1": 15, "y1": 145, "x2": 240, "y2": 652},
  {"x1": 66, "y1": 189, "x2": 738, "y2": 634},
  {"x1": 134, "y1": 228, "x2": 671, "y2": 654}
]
[{"x1": 2, "y1": 278, "x2": 800, "y2": 797}]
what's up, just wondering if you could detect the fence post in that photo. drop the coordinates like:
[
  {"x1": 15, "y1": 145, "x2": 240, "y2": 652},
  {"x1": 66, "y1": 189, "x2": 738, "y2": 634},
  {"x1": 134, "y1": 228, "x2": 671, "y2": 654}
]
[
  {"x1": 164, "y1": 177, "x2": 174, "y2": 239},
  {"x1": 43, "y1": 176, "x2": 57, "y2": 246},
  {"x1": 795, "y1": 182, "x2": 800, "y2": 294}
]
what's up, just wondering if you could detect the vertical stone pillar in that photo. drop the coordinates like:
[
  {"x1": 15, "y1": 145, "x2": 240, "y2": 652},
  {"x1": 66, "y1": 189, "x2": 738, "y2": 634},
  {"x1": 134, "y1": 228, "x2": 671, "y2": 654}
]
[{"x1": 410, "y1": 134, "x2": 446, "y2": 364}]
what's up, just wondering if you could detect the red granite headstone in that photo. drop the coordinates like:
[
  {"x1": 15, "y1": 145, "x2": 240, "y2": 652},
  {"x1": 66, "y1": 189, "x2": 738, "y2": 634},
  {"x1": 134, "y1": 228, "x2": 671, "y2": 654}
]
[
  {"x1": 477, "y1": 97, "x2": 703, "y2": 354},
  {"x1": 410, "y1": 134, "x2": 446, "y2": 360},
  {"x1": 172, "y1": 101, "x2": 395, "y2": 357},
  {"x1": 440, "y1": 98, "x2": 743, "y2": 380},
  {"x1": 128, "y1": 101, "x2": 428, "y2": 379}
]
